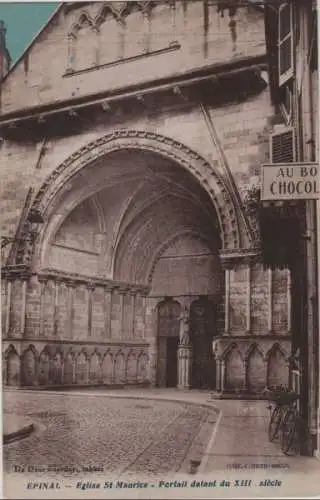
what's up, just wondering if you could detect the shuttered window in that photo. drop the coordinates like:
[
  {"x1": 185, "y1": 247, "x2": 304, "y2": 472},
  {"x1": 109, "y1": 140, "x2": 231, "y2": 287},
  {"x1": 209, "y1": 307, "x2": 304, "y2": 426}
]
[
  {"x1": 270, "y1": 128, "x2": 295, "y2": 163},
  {"x1": 278, "y1": 2, "x2": 294, "y2": 86}
]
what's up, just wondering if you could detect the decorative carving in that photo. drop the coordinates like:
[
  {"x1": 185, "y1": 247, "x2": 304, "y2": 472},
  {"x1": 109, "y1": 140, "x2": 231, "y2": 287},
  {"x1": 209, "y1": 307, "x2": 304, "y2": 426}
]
[
  {"x1": 179, "y1": 306, "x2": 190, "y2": 345},
  {"x1": 220, "y1": 248, "x2": 262, "y2": 269},
  {"x1": 242, "y1": 184, "x2": 261, "y2": 244}
]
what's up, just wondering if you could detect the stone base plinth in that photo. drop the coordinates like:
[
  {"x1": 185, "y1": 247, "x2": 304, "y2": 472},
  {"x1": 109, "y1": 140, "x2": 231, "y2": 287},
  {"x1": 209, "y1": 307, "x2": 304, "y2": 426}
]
[{"x1": 177, "y1": 344, "x2": 192, "y2": 389}]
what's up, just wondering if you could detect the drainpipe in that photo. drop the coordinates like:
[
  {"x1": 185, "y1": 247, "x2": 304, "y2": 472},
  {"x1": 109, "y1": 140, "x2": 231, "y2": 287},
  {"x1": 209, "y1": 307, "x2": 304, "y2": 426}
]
[{"x1": 300, "y1": 2, "x2": 318, "y2": 456}]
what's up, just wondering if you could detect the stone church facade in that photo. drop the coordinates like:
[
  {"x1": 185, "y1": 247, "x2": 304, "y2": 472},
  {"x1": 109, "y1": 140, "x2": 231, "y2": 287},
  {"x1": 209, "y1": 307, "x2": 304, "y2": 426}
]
[{"x1": 0, "y1": 1, "x2": 292, "y2": 395}]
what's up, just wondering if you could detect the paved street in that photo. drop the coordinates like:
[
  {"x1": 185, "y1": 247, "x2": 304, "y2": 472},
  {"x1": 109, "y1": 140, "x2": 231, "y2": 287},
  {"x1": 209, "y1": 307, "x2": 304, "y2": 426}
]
[{"x1": 3, "y1": 390, "x2": 217, "y2": 479}]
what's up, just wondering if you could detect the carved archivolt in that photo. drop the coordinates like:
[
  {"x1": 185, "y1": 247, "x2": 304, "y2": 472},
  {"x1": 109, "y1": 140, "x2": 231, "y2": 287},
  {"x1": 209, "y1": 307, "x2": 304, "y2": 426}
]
[{"x1": 28, "y1": 131, "x2": 240, "y2": 268}]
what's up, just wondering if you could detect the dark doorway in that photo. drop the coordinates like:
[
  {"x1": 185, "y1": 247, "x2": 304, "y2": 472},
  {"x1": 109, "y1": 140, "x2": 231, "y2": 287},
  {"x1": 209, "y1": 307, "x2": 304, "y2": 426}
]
[
  {"x1": 166, "y1": 337, "x2": 179, "y2": 387},
  {"x1": 157, "y1": 299, "x2": 181, "y2": 387},
  {"x1": 190, "y1": 298, "x2": 216, "y2": 389}
]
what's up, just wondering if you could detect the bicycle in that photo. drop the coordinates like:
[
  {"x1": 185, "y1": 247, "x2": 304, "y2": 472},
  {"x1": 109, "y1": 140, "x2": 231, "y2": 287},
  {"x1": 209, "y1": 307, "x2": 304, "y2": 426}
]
[
  {"x1": 265, "y1": 386, "x2": 299, "y2": 445},
  {"x1": 280, "y1": 399, "x2": 300, "y2": 455}
]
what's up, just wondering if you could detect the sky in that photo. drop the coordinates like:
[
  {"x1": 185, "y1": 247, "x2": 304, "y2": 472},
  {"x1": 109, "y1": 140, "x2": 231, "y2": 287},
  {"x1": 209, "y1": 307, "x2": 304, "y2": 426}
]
[{"x1": 0, "y1": 3, "x2": 58, "y2": 63}]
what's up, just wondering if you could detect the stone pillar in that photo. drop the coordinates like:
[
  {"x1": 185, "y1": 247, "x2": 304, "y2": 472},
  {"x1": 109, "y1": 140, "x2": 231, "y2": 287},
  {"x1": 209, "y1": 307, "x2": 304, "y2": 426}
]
[
  {"x1": 177, "y1": 345, "x2": 193, "y2": 389},
  {"x1": 142, "y1": 9, "x2": 151, "y2": 53},
  {"x1": 119, "y1": 289, "x2": 125, "y2": 340},
  {"x1": 169, "y1": 0, "x2": 177, "y2": 44},
  {"x1": 39, "y1": 279, "x2": 45, "y2": 338},
  {"x1": 5, "y1": 280, "x2": 11, "y2": 337},
  {"x1": 20, "y1": 280, "x2": 27, "y2": 337},
  {"x1": 224, "y1": 268, "x2": 230, "y2": 334},
  {"x1": 245, "y1": 263, "x2": 251, "y2": 334},
  {"x1": 244, "y1": 357, "x2": 249, "y2": 393},
  {"x1": 145, "y1": 297, "x2": 158, "y2": 387},
  {"x1": 130, "y1": 291, "x2": 136, "y2": 339},
  {"x1": 177, "y1": 305, "x2": 192, "y2": 389},
  {"x1": 215, "y1": 357, "x2": 222, "y2": 392},
  {"x1": 53, "y1": 280, "x2": 59, "y2": 337},
  {"x1": 104, "y1": 286, "x2": 112, "y2": 339},
  {"x1": 67, "y1": 282, "x2": 75, "y2": 340},
  {"x1": 267, "y1": 267, "x2": 273, "y2": 334},
  {"x1": 220, "y1": 360, "x2": 226, "y2": 392},
  {"x1": 87, "y1": 283, "x2": 94, "y2": 338}
]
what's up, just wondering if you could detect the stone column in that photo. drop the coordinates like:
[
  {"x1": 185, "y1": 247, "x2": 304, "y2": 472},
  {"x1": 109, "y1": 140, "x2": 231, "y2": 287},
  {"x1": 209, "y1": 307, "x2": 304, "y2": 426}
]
[
  {"x1": 224, "y1": 268, "x2": 231, "y2": 334},
  {"x1": 39, "y1": 279, "x2": 45, "y2": 339},
  {"x1": 267, "y1": 267, "x2": 273, "y2": 334},
  {"x1": 178, "y1": 345, "x2": 193, "y2": 389},
  {"x1": 67, "y1": 282, "x2": 75, "y2": 340},
  {"x1": 104, "y1": 286, "x2": 113, "y2": 339},
  {"x1": 177, "y1": 305, "x2": 192, "y2": 390},
  {"x1": 245, "y1": 263, "x2": 251, "y2": 334},
  {"x1": 130, "y1": 291, "x2": 136, "y2": 340},
  {"x1": 220, "y1": 360, "x2": 226, "y2": 392},
  {"x1": 20, "y1": 280, "x2": 27, "y2": 337},
  {"x1": 53, "y1": 280, "x2": 59, "y2": 337},
  {"x1": 5, "y1": 280, "x2": 11, "y2": 337},
  {"x1": 145, "y1": 297, "x2": 158, "y2": 387},
  {"x1": 142, "y1": 10, "x2": 151, "y2": 53},
  {"x1": 87, "y1": 283, "x2": 94, "y2": 338},
  {"x1": 215, "y1": 357, "x2": 221, "y2": 391},
  {"x1": 169, "y1": 0, "x2": 177, "y2": 44}
]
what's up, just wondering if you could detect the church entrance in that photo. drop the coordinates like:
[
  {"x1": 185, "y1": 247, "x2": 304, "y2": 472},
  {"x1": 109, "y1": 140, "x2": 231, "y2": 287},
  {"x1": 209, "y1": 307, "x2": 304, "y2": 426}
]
[
  {"x1": 166, "y1": 337, "x2": 179, "y2": 387},
  {"x1": 190, "y1": 298, "x2": 216, "y2": 389},
  {"x1": 157, "y1": 299, "x2": 181, "y2": 388}
]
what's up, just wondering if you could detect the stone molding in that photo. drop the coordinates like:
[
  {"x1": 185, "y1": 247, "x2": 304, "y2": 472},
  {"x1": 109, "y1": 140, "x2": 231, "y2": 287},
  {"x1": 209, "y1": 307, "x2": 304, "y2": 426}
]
[
  {"x1": 1, "y1": 264, "x2": 32, "y2": 281},
  {"x1": 212, "y1": 337, "x2": 291, "y2": 363},
  {"x1": 37, "y1": 269, "x2": 150, "y2": 295},
  {"x1": 25, "y1": 130, "x2": 241, "y2": 269},
  {"x1": 219, "y1": 247, "x2": 262, "y2": 269}
]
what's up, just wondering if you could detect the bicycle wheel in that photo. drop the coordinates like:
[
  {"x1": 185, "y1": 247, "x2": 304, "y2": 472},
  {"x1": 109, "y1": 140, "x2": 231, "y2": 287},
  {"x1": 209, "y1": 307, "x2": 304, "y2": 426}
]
[
  {"x1": 280, "y1": 409, "x2": 298, "y2": 455},
  {"x1": 268, "y1": 405, "x2": 282, "y2": 442}
]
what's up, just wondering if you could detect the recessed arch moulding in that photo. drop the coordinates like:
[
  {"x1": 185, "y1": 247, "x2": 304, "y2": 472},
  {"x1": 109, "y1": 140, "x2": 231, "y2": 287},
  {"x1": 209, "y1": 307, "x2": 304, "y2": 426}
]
[{"x1": 32, "y1": 131, "x2": 241, "y2": 282}]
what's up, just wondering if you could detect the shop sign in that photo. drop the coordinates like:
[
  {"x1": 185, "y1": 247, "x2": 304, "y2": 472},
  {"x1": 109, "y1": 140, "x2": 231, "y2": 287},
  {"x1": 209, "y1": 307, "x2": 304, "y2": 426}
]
[{"x1": 261, "y1": 163, "x2": 319, "y2": 200}]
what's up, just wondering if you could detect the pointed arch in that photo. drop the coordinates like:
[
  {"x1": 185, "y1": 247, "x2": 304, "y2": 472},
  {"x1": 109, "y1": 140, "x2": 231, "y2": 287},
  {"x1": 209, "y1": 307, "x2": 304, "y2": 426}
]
[
  {"x1": 38, "y1": 348, "x2": 50, "y2": 386},
  {"x1": 126, "y1": 349, "x2": 137, "y2": 383},
  {"x1": 89, "y1": 351, "x2": 102, "y2": 384},
  {"x1": 246, "y1": 343, "x2": 266, "y2": 393},
  {"x1": 69, "y1": 11, "x2": 95, "y2": 37},
  {"x1": 75, "y1": 350, "x2": 89, "y2": 384},
  {"x1": 64, "y1": 351, "x2": 75, "y2": 385},
  {"x1": 102, "y1": 350, "x2": 114, "y2": 384},
  {"x1": 223, "y1": 342, "x2": 245, "y2": 392},
  {"x1": 21, "y1": 345, "x2": 38, "y2": 386},
  {"x1": 51, "y1": 351, "x2": 63, "y2": 385},
  {"x1": 114, "y1": 350, "x2": 126, "y2": 384},
  {"x1": 137, "y1": 351, "x2": 149, "y2": 383},
  {"x1": 5, "y1": 345, "x2": 20, "y2": 386},
  {"x1": 266, "y1": 343, "x2": 289, "y2": 388},
  {"x1": 26, "y1": 131, "x2": 241, "y2": 270}
]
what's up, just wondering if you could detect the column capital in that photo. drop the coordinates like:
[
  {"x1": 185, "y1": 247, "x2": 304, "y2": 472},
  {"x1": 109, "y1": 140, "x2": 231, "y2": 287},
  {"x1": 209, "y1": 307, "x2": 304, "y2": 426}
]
[{"x1": 220, "y1": 248, "x2": 261, "y2": 269}]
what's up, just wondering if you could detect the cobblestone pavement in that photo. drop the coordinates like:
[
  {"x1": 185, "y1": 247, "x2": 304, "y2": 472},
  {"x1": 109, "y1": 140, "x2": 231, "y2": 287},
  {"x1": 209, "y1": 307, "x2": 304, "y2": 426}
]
[{"x1": 3, "y1": 391, "x2": 216, "y2": 479}]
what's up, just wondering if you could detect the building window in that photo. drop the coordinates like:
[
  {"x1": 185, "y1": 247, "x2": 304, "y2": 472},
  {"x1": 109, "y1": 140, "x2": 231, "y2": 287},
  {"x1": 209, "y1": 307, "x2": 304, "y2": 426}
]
[
  {"x1": 279, "y1": 81, "x2": 293, "y2": 124},
  {"x1": 310, "y1": 9, "x2": 318, "y2": 72},
  {"x1": 278, "y1": 2, "x2": 294, "y2": 86},
  {"x1": 269, "y1": 127, "x2": 296, "y2": 164}
]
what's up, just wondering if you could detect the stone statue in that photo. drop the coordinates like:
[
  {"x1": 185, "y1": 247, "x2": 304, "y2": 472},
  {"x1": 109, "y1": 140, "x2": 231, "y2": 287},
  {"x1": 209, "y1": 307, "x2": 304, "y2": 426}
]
[{"x1": 179, "y1": 306, "x2": 190, "y2": 345}]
